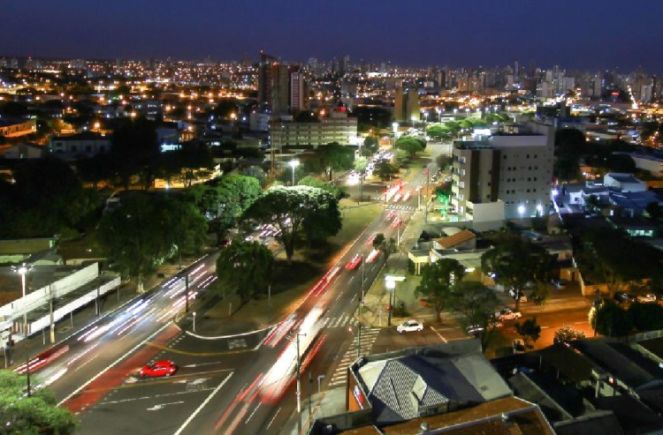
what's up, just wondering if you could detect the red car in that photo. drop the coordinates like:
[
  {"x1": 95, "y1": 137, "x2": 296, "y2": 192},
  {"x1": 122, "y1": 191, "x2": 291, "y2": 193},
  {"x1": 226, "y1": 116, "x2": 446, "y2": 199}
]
[
  {"x1": 139, "y1": 360, "x2": 177, "y2": 378},
  {"x1": 344, "y1": 254, "x2": 362, "y2": 270}
]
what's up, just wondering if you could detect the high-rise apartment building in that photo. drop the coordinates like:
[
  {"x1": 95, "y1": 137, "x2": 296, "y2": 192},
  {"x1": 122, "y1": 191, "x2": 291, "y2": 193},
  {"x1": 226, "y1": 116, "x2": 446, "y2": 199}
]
[
  {"x1": 393, "y1": 86, "x2": 420, "y2": 122},
  {"x1": 258, "y1": 52, "x2": 304, "y2": 117},
  {"x1": 451, "y1": 122, "x2": 554, "y2": 220},
  {"x1": 270, "y1": 110, "x2": 357, "y2": 148}
]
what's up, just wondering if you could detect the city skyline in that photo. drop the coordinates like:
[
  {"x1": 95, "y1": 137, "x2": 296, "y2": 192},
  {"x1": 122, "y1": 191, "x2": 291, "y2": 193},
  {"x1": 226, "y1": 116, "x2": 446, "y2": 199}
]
[{"x1": 3, "y1": 0, "x2": 663, "y2": 72}]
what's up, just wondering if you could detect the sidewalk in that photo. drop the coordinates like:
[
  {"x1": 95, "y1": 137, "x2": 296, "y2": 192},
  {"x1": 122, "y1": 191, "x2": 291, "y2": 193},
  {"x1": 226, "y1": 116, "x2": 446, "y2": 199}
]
[{"x1": 4, "y1": 258, "x2": 200, "y2": 369}]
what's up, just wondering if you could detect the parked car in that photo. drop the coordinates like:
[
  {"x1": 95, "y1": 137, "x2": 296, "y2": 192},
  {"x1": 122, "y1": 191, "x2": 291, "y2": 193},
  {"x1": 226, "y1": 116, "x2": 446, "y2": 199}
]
[
  {"x1": 636, "y1": 293, "x2": 658, "y2": 303},
  {"x1": 495, "y1": 308, "x2": 522, "y2": 321},
  {"x1": 397, "y1": 320, "x2": 424, "y2": 333},
  {"x1": 139, "y1": 360, "x2": 177, "y2": 378},
  {"x1": 512, "y1": 339, "x2": 526, "y2": 354},
  {"x1": 614, "y1": 292, "x2": 634, "y2": 304}
]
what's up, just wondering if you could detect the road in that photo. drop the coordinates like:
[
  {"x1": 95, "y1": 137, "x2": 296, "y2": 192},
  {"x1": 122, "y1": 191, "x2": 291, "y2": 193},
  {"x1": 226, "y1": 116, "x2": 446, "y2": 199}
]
[{"x1": 64, "y1": 176, "x2": 432, "y2": 434}]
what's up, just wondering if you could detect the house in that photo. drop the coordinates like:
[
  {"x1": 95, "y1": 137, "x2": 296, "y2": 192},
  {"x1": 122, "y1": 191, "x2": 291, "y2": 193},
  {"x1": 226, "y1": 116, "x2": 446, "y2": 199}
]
[
  {"x1": 49, "y1": 132, "x2": 111, "y2": 159},
  {"x1": 603, "y1": 173, "x2": 647, "y2": 193},
  {"x1": 1, "y1": 143, "x2": 45, "y2": 159},
  {"x1": 432, "y1": 229, "x2": 476, "y2": 251},
  {"x1": 310, "y1": 340, "x2": 554, "y2": 434},
  {"x1": 0, "y1": 119, "x2": 37, "y2": 138}
]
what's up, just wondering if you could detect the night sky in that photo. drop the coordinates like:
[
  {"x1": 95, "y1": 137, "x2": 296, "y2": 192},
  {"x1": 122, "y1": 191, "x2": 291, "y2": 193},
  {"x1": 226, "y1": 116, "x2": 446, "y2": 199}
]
[{"x1": 2, "y1": 0, "x2": 662, "y2": 72}]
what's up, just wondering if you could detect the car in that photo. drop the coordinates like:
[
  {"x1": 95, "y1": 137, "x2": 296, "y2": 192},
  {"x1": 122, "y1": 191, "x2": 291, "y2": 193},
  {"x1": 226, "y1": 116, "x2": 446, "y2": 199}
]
[
  {"x1": 466, "y1": 324, "x2": 484, "y2": 337},
  {"x1": 365, "y1": 249, "x2": 381, "y2": 264},
  {"x1": 614, "y1": 292, "x2": 634, "y2": 304},
  {"x1": 397, "y1": 320, "x2": 424, "y2": 333},
  {"x1": 139, "y1": 360, "x2": 177, "y2": 378},
  {"x1": 495, "y1": 308, "x2": 522, "y2": 321},
  {"x1": 636, "y1": 293, "x2": 658, "y2": 303},
  {"x1": 512, "y1": 339, "x2": 526, "y2": 354},
  {"x1": 344, "y1": 254, "x2": 362, "y2": 271}
]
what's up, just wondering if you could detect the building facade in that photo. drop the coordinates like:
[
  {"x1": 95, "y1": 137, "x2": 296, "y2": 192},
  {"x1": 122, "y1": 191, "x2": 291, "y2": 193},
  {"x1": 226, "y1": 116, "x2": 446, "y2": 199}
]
[
  {"x1": 0, "y1": 119, "x2": 37, "y2": 138},
  {"x1": 270, "y1": 111, "x2": 357, "y2": 148},
  {"x1": 451, "y1": 122, "x2": 554, "y2": 220},
  {"x1": 49, "y1": 132, "x2": 111, "y2": 158}
]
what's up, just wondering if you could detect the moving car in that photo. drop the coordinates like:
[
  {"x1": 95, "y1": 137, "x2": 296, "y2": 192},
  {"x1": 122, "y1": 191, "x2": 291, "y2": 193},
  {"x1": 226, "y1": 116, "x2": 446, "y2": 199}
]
[
  {"x1": 614, "y1": 292, "x2": 634, "y2": 304},
  {"x1": 344, "y1": 254, "x2": 362, "y2": 271},
  {"x1": 466, "y1": 324, "x2": 484, "y2": 337},
  {"x1": 397, "y1": 320, "x2": 424, "y2": 333},
  {"x1": 139, "y1": 360, "x2": 177, "y2": 378},
  {"x1": 365, "y1": 249, "x2": 381, "y2": 264},
  {"x1": 495, "y1": 307, "x2": 522, "y2": 321},
  {"x1": 636, "y1": 293, "x2": 657, "y2": 303}
]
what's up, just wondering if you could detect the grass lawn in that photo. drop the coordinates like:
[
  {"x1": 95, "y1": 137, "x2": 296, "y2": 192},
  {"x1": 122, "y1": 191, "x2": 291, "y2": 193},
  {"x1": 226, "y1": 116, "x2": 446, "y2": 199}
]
[{"x1": 204, "y1": 198, "x2": 384, "y2": 329}]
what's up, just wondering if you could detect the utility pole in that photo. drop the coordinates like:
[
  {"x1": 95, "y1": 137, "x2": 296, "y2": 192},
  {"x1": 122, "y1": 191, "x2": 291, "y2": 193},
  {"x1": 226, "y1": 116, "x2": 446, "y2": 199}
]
[
  {"x1": 425, "y1": 168, "x2": 430, "y2": 223},
  {"x1": 308, "y1": 371, "x2": 313, "y2": 417},
  {"x1": 184, "y1": 274, "x2": 190, "y2": 313},
  {"x1": 267, "y1": 284, "x2": 272, "y2": 307},
  {"x1": 26, "y1": 354, "x2": 31, "y2": 397},
  {"x1": 357, "y1": 323, "x2": 362, "y2": 359},
  {"x1": 295, "y1": 333, "x2": 305, "y2": 414}
]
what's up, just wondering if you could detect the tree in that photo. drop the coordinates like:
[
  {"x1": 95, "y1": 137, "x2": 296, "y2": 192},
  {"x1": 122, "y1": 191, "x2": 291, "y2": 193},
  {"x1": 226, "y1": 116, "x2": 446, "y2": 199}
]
[
  {"x1": 307, "y1": 143, "x2": 354, "y2": 181},
  {"x1": 361, "y1": 136, "x2": 378, "y2": 156},
  {"x1": 606, "y1": 154, "x2": 636, "y2": 173},
  {"x1": 215, "y1": 241, "x2": 274, "y2": 303},
  {"x1": 110, "y1": 117, "x2": 159, "y2": 189},
  {"x1": 481, "y1": 237, "x2": 554, "y2": 311},
  {"x1": 375, "y1": 161, "x2": 399, "y2": 181},
  {"x1": 415, "y1": 259, "x2": 465, "y2": 322},
  {"x1": 395, "y1": 136, "x2": 426, "y2": 159},
  {"x1": 354, "y1": 156, "x2": 368, "y2": 173},
  {"x1": 98, "y1": 195, "x2": 205, "y2": 292},
  {"x1": 162, "y1": 198, "x2": 208, "y2": 266},
  {"x1": 449, "y1": 281, "x2": 500, "y2": 350},
  {"x1": 243, "y1": 186, "x2": 341, "y2": 262},
  {"x1": 629, "y1": 302, "x2": 663, "y2": 332},
  {"x1": 515, "y1": 318, "x2": 541, "y2": 348},
  {"x1": 240, "y1": 165, "x2": 267, "y2": 187},
  {"x1": 592, "y1": 300, "x2": 633, "y2": 337},
  {"x1": 427, "y1": 124, "x2": 452, "y2": 141},
  {"x1": 436, "y1": 155, "x2": 452, "y2": 171},
  {"x1": 554, "y1": 128, "x2": 586, "y2": 181},
  {"x1": 372, "y1": 233, "x2": 386, "y2": 250},
  {"x1": 553, "y1": 326, "x2": 586, "y2": 344},
  {"x1": 297, "y1": 175, "x2": 344, "y2": 199},
  {"x1": 0, "y1": 369, "x2": 77, "y2": 434}
]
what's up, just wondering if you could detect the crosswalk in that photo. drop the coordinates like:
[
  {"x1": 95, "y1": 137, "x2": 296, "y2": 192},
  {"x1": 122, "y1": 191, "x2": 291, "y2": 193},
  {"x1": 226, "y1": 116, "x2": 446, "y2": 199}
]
[
  {"x1": 327, "y1": 327, "x2": 381, "y2": 388},
  {"x1": 386, "y1": 204, "x2": 417, "y2": 212},
  {"x1": 320, "y1": 313, "x2": 357, "y2": 329}
]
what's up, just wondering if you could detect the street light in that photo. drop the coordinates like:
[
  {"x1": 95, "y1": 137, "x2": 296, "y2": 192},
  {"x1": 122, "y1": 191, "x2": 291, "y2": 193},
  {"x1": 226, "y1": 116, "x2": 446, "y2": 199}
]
[
  {"x1": 289, "y1": 159, "x2": 300, "y2": 186},
  {"x1": 11, "y1": 263, "x2": 32, "y2": 335}
]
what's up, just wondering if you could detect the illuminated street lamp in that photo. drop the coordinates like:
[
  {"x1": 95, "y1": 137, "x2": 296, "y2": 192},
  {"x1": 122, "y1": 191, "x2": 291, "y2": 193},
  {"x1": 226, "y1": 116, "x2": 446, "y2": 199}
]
[
  {"x1": 11, "y1": 263, "x2": 33, "y2": 334},
  {"x1": 289, "y1": 159, "x2": 300, "y2": 186}
]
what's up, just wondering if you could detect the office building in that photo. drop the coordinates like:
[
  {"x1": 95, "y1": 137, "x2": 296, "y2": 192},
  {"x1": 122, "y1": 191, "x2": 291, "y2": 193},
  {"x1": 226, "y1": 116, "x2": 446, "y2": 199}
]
[
  {"x1": 289, "y1": 68, "x2": 305, "y2": 112},
  {"x1": 451, "y1": 122, "x2": 555, "y2": 220},
  {"x1": 0, "y1": 119, "x2": 37, "y2": 138},
  {"x1": 270, "y1": 109, "x2": 357, "y2": 148}
]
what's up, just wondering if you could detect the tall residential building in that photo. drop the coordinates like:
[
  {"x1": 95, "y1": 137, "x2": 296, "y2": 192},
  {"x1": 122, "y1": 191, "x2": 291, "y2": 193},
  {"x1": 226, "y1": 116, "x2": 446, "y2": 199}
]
[
  {"x1": 451, "y1": 122, "x2": 555, "y2": 220},
  {"x1": 289, "y1": 68, "x2": 305, "y2": 112},
  {"x1": 270, "y1": 110, "x2": 357, "y2": 148},
  {"x1": 393, "y1": 86, "x2": 420, "y2": 122},
  {"x1": 258, "y1": 52, "x2": 306, "y2": 117},
  {"x1": 258, "y1": 52, "x2": 291, "y2": 117}
]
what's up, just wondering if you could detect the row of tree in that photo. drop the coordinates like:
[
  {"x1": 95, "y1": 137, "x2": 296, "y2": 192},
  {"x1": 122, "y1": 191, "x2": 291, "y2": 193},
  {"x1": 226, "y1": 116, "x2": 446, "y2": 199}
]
[{"x1": 591, "y1": 300, "x2": 663, "y2": 337}]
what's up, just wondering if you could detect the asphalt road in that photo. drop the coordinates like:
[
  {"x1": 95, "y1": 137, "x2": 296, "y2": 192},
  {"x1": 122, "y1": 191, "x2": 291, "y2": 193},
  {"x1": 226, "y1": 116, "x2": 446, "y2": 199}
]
[{"x1": 67, "y1": 181, "x2": 428, "y2": 435}]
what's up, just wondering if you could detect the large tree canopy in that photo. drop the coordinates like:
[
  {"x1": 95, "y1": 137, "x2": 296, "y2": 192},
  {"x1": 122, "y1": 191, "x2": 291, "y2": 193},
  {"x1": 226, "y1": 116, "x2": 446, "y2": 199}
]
[
  {"x1": 415, "y1": 259, "x2": 465, "y2": 322},
  {"x1": 449, "y1": 281, "x2": 500, "y2": 350},
  {"x1": 243, "y1": 186, "x2": 341, "y2": 262},
  {"x1": 481, "y1": 237, "x2": 554, "y2": 310},
  {"x1": 306, "y1": 143, "x2": 354, "y2": 181},
  {"x1": 0, "y1": 369, "x2": 77, "y2": 434},
  {"x1": 395, "y1": 136, "x2": 426, "y2": 158},
  {"x1": 216, "y1": 240, "x2": 274, "y2": 303},
  {"x1": 0, "y1": 158, "x2": 101, "y2": 238},
  {"x1": 98, "y1": 195, "x2": 207, "y2": 291},
  {"x1": 110, "y1": 117, "x2": 160, "y2": 189}
]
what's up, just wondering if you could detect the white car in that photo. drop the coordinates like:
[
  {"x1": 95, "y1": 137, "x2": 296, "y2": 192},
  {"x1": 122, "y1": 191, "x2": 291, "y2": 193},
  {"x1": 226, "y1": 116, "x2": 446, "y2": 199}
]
[
  {"x1": 495, "y1": 308, "x2": 522, "y2": 321},
  {"x1": 637, "y1": 293, "x2": 658, "y2": 303},
  {"x1": 397, "y1": 320, "x2": 424, "y2": 333}
]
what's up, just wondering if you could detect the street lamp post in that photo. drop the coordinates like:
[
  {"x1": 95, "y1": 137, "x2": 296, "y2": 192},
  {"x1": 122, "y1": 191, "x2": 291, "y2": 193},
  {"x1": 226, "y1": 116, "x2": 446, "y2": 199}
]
[
  {"x1": 289, "y1": 159, "x2": 300, "y2": 186},
  {"x1": 11, "y1": 263, "x2": 32, "y2": 336}
]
